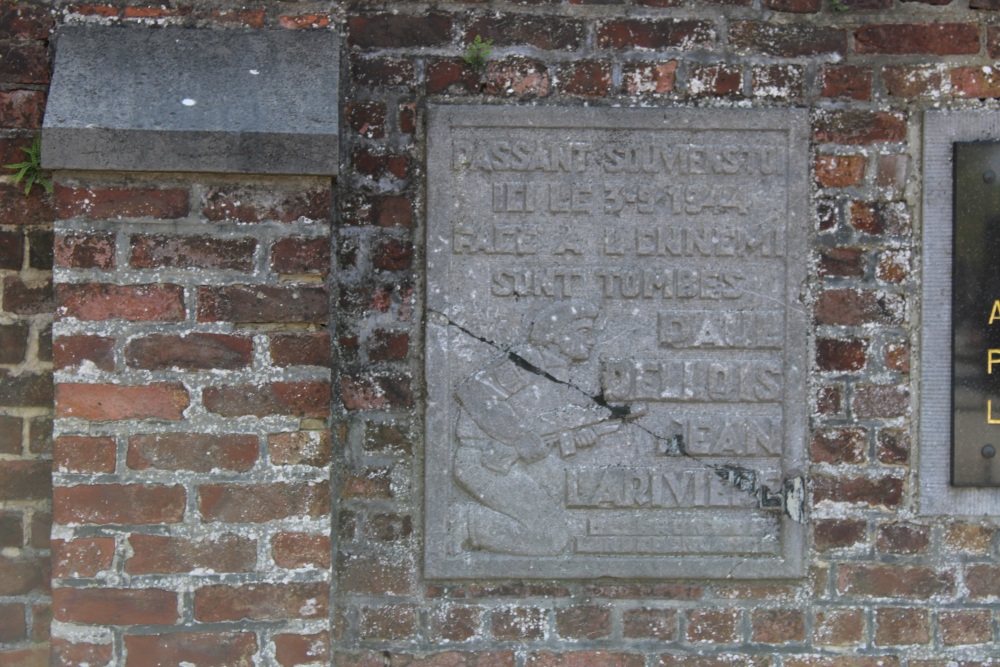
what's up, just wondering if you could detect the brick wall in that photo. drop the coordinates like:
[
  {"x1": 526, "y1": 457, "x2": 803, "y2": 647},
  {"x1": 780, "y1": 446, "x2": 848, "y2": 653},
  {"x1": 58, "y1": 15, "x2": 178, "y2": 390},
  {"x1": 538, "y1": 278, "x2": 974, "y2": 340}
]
[{"x1": 0, "y1": 0, "x2": 999, "y2": 665}]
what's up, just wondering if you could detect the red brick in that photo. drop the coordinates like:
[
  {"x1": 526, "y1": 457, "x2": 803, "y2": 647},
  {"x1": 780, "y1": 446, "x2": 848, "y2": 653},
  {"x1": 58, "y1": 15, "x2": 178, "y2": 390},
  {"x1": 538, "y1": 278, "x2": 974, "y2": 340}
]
[
  {"x1": 127, "y1": 433, "x2": 257, "y2": 472},
  {"x1": 271, "y1": 236, "x2": 331, "y2": 275},
  {"x1": 274, "y1": 631, "x2": 330, "y2": 666},
  {"x1": 686, "y1": 609, "x2": 740, "y2": 642},
  {"x1": 352, "y1": 146, "x2": 409, "y2": 180},
  {"x1": 0, "y1": 603, "x2": 26, "y2": 642},
  {"x1": 623, "y1": 608, "x2": 676, "y2": 640},
  {"x1": 278, "y1": 14, "x2": 330, "y2": 29},
  {"x1": 341, "y1": 468, "x2": 393, "y2": 500},
  {"x1": 53, "y1": 587, "x2": 179, "y2": 625},
  {"x1": 364, "y1": 512, "x2": 413, "y2": 542},
  {"x1": 125, "y1": 333, "x2": 252, "y2": 371},
  {"x1": 55, "y1": 484, "x2": 185, "y2": 525},
  {"x1": 195, "y1": 582, "x2": 328, "y2": 621},
  {"x1": 597, "y1": 19, "x2": 714, "y2": 49},
  {"x1": 964, "y1": 564, "x2": 1000, "y2": 598},
  {"x1": 426, "y1": 58, "x2": 481, "y2": 95},
  {"x1": 622, "y1": 61, "x2": 678, "y2": 95},
  {"x1": 752, "y1": 608, "x2": 805, "y2": 643},
  {"x1": 352, "y1": 57, "x2": 415, "y2": 87},
  {"x1": 816, "y1": 338, "x2": 868, "y2": 373},
  {"x1": 337, "y1": 553, "x2": 412, "y2": 595},
  {"x1": 731, "y1": 21, "x2": 845, "y2": 57},
  {"x1": 268, "y1": 431, "x2": 331, "y2": 467},
  {"x1": 874, "y1": 607, "x2": 929, "y2": 645},
  {"x1": 372, "y1": 237, "x2": 414, "y2": 271},
  {"x1": 850, "y1": 201, "x2": 911, "y2": 236},
  {"x1": 0, "y1": 89, "x2": 45, "y2": 128},
  {"x1": 853, "y1": 383, "x2": 908, "y2": 418},
  {"x1": 272, "y1": 532, "x2": 330, "y2": 569},
  {"x1": 752, "y1": 64, "x2": 803, "y2": 100},
  {"x1": 341, "y1": 373, "x2": 413, "y2": 409},
  {"x1": 815, "y1": 111, "x2": 907, "y2": 144},
  {"x1": 55, "y1": 184, "x2": 188, "y2": 220},
  {"x1": 269, "y1": 332, "x2": 330, "y2": 367},
  {"x1": 399, "y1": 104, "x2": 414, "y2": 135},
  {"x1": 943, "y1": 522, "x2": 994, "y2": 554},
  {"x1": 0, "y1": 40, "x2": 49, "y2": 84},
  {"x1": 29, "y1": 512, "x2": 49, "y2": 549},
  {"x1": 199, "y1": 482, "x2": 329, "y2": 522},
  {"x1": 812, "y1": 475, "x2": 903, "y2": 508},
  {"x1": 813, "y1": 608, "x2": 864, "y2": 646},
  {"x1": 51, "y1": 638, "x2": 113, "y2": 667},
  {"x1": 121, "y1": 6, "x2": 190, "y2": 20},
  {"x1": 198, "y1": 284, "x2": 328, "y2": 324},
  {"x1": 202, "y1": 381, "x2": 330, "y2": 418},
  {"x1": 346, "y1": 100, "x2": 387, "y2": 138},
  {"x1": 387, "y1": 653, "x2": 517, "y2": 667},
  {"x1": 877, "y1": 429, "x2": 910, "y2": 464},
  {"x1": 202, "y1": 186, "x2": 330, "y2": 223},
  {"x1": 124, "y1": 632, "x2": 257, "y2": 667},
  {"x1": 3, "y1": 275, "x2": 52, "y2": 314},
  {"x1": 938, "y1": 610, "x2": 992, "y2": 645},
  {"x1": 202, "y1": 7, "x2": 266, "y2": 28},
  {"x1": 952, "y1": 66, "x2": 1000, "y2": 98},
  {"x1": 555, "y1": 605, "x2": 611, "y2": 639},
  {"x1": 0, "y1": 181, "x2": 52, "y2": 226},
  {"x1": 54, "y1": 435, "x2": 115, "y2": 474},
  {"x1": 883, "y1": 65, "x2": 944, "y2": 98},
  {"x1": 56, "y1": 382, "x2": 189, "y2": 421},
  {"x1": 130, "y1": 234, "x2": 256, "y2": 270},
  {"x1": 369, "y1": 329, "x2": 409, "y2": 361},
  {"x1": 876, "y1": 522, "x2": 929, "y2": 554},
  {"x1": 0, "y1": 229, "x2": 22, "y2": 269},
  {"x1": 527, "y1": 652, "x2": 644, "y2": 667},
  {"x1": 557, "y1": 61, "x2": 612, "y2": 97},
  {"x1": 57, "y1": 283, "x2": 184, "y2": 321},
  {"x1": 492, "y1": 606, "x2": 546, "y2": 640},
  {"x1": 0, "y1": 369, "x2": 51, "y2": 408},
  {"x1": 0, "y1": 4, "x2": 55, "y2": 40},
  {"x1": 838, "y1": 565, "x2": 954, "y2": 599},
  {"x1": 466, "y1": 14, "x2": 583, "y2": 50},
  {"x1": 689, "y1": 64, "x2": 742, "y2": 97},
  {"x1": 0, "y1": 460, "x2": 49, "y2": 501},
  {"x1": 815, "y1": 155, "x2": 866, "y2": 187},
  {"x1": 348, "y1": 12, "x2": 452, "y2": 48},
  {"x1": 126, "y1": 533, "x2": 256, "y2": 574},
  {"x1": 855, "y1": 23, "x2": 980, "y2": 55},
  {"x1": 52, "y1": 537, "x2": 115, "y2": 577},
  {"x1": 0, "y1": 322, "x2": 28, "y2": 364},
  {"x1": 811, "y1": 427, "x2": 866, "y2": 464},
  {"x1": 430, "y1": 605, "x2": 481, "y2": 642},
  {"x1": 786, "y1": 657, "x2": 895, "y2": 667},
  {"x1": 363, "y1": 422, "x2": 413, "y2": 456},
  {"x1": 818, "y1": 247, "x2": 864, "y2": 278},
  {"x1": 0, "y1": 510, "x2": 22, "y2": 546},
  {"x1": 360, "y1": 604, "x2": 417, "y2": 640},
  {"x1": 877, "y1": 250, "x2": 909, "y2": 284},
  {"x1": 815, "y1": 289, "x2": 905, "y2": 326},
  {"x1": 0, "y1": 555, "x2": 46, "y2": 595},
  {"x1": 52, "y1": 335, "x2": 113, "y2": 372}
]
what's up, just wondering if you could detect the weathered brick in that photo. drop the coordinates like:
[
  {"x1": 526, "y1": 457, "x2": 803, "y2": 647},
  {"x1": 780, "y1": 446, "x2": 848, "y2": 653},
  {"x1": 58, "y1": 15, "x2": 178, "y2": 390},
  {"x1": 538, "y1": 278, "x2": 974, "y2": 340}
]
[
  {"x1": 813, "y1": 608, "x2": 864, "y2": 647},
  {"x1": 272, "y1": 532, "x2": 331, "y2": 569},
  {"x1": 622, "y1": 608, "x2": 676, "y2": 640},
  {"x1": 57, "y1": 283, "x2": 185, "y2": 321},
  {"x1": 130, "y1": 234, "x2": 256, "y2": 271},
  {"x1": 269, "y1": 332, "x2": 331, "y2": 367},
  {"x1": 352, "y1": 57, "x2": 415, "y2": 87},
  {"x1": 3, "y1": 275, "x2": 52, "y2": 314},
  {"x1": 815, "y1": 111, "x2": 907, "y2": 144},
  {"x1": 0, "y1": 40, "x2": 48, "y2": 85},
  {"x1": 853, "y1": 383, "x2": 908, "y2": 419},
  {"x1": 53, "y1": 335, "x2": 114, "y2": 371},
  {"x1": 964, "y1": 564, "x2": 1000, "y2": 598},
  {"x1": 29, "y1": 512, "x2": 49, "y2": 550},
  {"x1": 125, "y1": 333, "x2": 253, "y2": 371},
  {"x1": 814, "y1": 289, "x2": 905, "y2": 326},
  {"x1": 426, "y1": 58, "x2": 481, "y2": 95},
  {"x1": 341, "y1": 373, "x2": 413, "y2": 409},
  {"x1": 126, "y1": 433, "x2": 257, "y2": 472},
  {"x1": 731, "y1": 21, "x2": 845, "y2": 57},
  {"x1": 53, "y1": 588, "x2": 179, "y2": 625},
  {"x1": 816, "y1": 338, "x2": 868, "y2": 373},
  {"x1": 348, "y1": 12, "x2": 452, "y2": 48},
  {"x1": 364, "y1": 422, "x2": 413, "y2": 456},
  {"x1": 837, "y1": 565, "x2": 954, "y2": 599},
  {"x1": 492, "y1": 606, "x2": 546, "y2": 640},
  {"x1": 369, "y1": 329, "x2": 409, "y2": 361},
  {"x1": 874, "y1": 607, "x2": 929, "y2": 645},
  {"x1": 430, "y1": 605, "x2": 481, "y2": 642},
  {"x1": 883, "y1": 65, "x2": 944, "y2": 98},
  {"x1": 195, "y1": 582, "x2": 328, "y2": 621},
  {"x1": 811, "y1": 427, "x2": 866, "y2": 464},
  {"x1": 271, "y1": 236, "x2": 331, "y2": 275},
  {"x1": 815, "y1": 155, "x2": 866, "y2": 188},
  {"x1": 0, "y1": 322, "x2": 28, "y2": 364},
  {"x1": 360, "y1": 604, "x2": 417, "y2": 640},
  {"x1": 466, "y1": 14, "x2": 583, "y2": 50},
  {"x1": 0, "y1": 555, "x2": 46, "y2": 595},
  {"x1": 202, "y1": 186, "x2": 330, "y2": 223},
  {"x1": 877, "y1": 429, "x2": 910, "y2": 464},
  {"x1": 0, "y1": 511, "x2": 21, "y2": 546},
  {"x1": 341, "y1": 467, "x2": 393, "y2": 500},
  {"x1": 52, "y1": 537, "x2": 115, "y2": 578},
  {"x1": 555, "y1": 605, "x2": 611, "y2": 640},
  {"x1": 268, "y1": 431, "x2": 331, "y2": 467},
  {"x1": 0, "y1": 460, "x2": 49, "y2": 501},
  {"x1": 124, "y1": 633, "x2": 258, "y2": 667},
  {"x1": 0, "y1": 229, "x2": 23, "y2": 269},
  {"x1": 54, "y1": 484, "x2": 185, "y2": 525},
  {"x1": 126, "y1": 534, "x2": 256, "y2": 574},
  {"x1": 938, "y1": 609, "x2": 992, "y2": 645},
  {"x1": 818, "y1": 247, "x2": 865, "y2": 278},
  {"x1": 55, "y1": 184, "x2": 189, "y2": 220},
  {"x1": 0, "y1": 603, "x2": 26, "y2": 643},
  {"x1": 364, "y1": 512, "x2": 413, "y2": 542},
  {"x1": 0, "y1": 3, "x2": 55, "y2": 39},
  {"x1": 855, "y1": 23, "x2": 980, "y2": 55},
  {"x1": 751, "y1": 64, "x2": 803, "y2": 100},
  {"x1": 56, "y1": 382, "x2": 189, "y2": 421},
  {"x1": 526, "y1": 652, "x2": 645, "y2": 667},
  {"x1": 26, "y1": 228, "x2": 52, "y2": 269},
  {"x1": 943, "y1": 521, "x2": 994, "y2": 554},
  {"x1": 202, "y1": 381, "x2": 330, "y2": 418},
  {"x1": 0, "y1": 370, "x2": 51, "y2": 408},
  {"x1": 0, "y1": 89, "x2": 45, "y2": 128},
  {"x1": 689, "y1": 64, "x2": 742, "y2": 97},
  {"x1": 278, "y1": 13, "x2": 330, "y2": 29},
  {"x1": 785, "y1": 657, "x2": 896, "y2": 667},
  {"x1": 199, "y1": 482, "x2": 329, "y2": 522},
  {"x1": 557, "y1": 60, "x2": 612, "y2": 97},
  {"x1": 876, "y1": 523, "x2": 929, "y2": 554},
  {"x1": 686, "y1": 609, "x2": 740, "y2": 642},
  {"x1": 274, "y1": 631, "x2": 330, "y2": 667},
  {"x1": 338, "y1": 553, "x2": 412, "y2": 595},
  {"x1": 346, "y1": 100, "x2": 387, "y2": 139},
  {"x1": 53, "y1": 435, "x2": 115, "y2": 474},
  {"x1": 821, "y1": 66, "x2": 872, "y2": 100},
  {"x1": 597, "y1": 19, "x2": 714, "y2": 49},
  {"x1": 198, "y1": 285, "x2": 328, "y2": 324},
  {"x1": 622, "y1": 61, "x2": 678, "y2": 95},
  {"x1": 751, "y1": 608, "x2": 805, "y2": 643},
  {"x1": 812, "y1": 474, "x2": 903, "y2": 508},
  {"x1": 850, "y1": 201, "x2": 911, "y2": 236}
]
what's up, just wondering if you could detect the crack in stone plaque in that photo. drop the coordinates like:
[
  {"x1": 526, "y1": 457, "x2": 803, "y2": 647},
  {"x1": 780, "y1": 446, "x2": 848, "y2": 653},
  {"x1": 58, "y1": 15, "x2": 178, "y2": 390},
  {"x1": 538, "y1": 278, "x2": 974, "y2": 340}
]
[{"x1": 425, "y1": 106, "x2": 808, "y2": 579}]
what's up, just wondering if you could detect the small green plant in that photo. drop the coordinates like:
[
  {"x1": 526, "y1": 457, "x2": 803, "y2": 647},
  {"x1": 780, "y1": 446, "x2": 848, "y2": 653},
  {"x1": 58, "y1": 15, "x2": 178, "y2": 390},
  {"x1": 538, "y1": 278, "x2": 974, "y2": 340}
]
[
  {"x1": 830, "y1": 0, "x2": 851, "y2": 11},
  {"x1": 463, "y1": 34, "x2": 493, "y2": 71},
  {"x1": 4, "y1": 136, "x2": 51, "y2": 195}
]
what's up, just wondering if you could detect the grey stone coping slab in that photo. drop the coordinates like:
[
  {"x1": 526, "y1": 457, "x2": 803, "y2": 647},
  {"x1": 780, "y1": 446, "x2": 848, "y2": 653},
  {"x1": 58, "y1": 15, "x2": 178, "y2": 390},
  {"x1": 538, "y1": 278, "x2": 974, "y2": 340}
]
[
  {"x1": 42, "y1": 26, "x2": 339, "y2": 175},
  {"x1": 425, "y1": 105, "x2": 808, "y2": 579}
]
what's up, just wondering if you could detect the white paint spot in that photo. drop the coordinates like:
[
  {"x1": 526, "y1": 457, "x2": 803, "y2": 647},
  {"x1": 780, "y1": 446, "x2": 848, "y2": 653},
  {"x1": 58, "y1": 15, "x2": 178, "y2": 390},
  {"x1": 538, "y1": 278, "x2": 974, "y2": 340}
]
[
  {"x1": 181, "y1": 98, "x2": 196, "y2": 106},
  {"x1": 249, "y1": 69, "x2": 260, "y2": 75}
]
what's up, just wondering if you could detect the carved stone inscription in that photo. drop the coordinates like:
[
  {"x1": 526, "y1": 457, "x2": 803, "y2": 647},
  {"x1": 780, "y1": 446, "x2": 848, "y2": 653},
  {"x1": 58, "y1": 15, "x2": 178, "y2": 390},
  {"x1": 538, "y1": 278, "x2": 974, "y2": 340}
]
[{"x1": 425, "y1": 106, "x2": 808, "y2": 579}]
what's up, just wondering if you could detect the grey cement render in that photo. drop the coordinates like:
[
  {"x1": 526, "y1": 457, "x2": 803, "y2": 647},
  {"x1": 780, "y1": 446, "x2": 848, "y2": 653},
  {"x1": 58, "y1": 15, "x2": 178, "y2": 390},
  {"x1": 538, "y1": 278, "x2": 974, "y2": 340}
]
[
  {"x1": 921, "y1": 110, "x2": 1000, "y2": 515},
  {"x1": 425, "y1": 105, "x2": 809, "y2": 579},
  {"x1": 42, "y1": 27, "x2": 339, "y2": 175}
]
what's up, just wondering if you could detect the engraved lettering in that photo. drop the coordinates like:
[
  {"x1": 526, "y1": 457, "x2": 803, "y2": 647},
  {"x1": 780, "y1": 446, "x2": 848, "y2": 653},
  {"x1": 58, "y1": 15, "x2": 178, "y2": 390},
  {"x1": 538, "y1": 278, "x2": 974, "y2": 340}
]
[{"x1": 600, "y1": 359, "x2": 784, "y2": 403}]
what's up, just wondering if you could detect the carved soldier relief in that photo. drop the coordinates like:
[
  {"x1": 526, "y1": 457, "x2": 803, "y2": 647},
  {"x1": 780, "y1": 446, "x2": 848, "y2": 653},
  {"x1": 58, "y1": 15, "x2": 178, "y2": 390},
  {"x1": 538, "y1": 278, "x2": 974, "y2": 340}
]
[{"x1": 425, "y1": 107, "x2": 809, "y2": 579}]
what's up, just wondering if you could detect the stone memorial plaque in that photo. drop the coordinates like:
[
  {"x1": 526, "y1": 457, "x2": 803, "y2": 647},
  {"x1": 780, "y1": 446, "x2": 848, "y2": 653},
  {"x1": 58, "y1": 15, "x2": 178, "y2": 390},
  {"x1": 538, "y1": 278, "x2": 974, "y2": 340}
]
[{"x1": 426, "y1": 106, "x2": 808, "y2": 579}]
